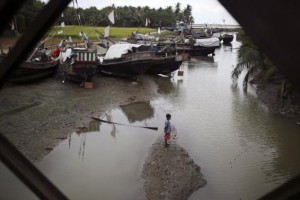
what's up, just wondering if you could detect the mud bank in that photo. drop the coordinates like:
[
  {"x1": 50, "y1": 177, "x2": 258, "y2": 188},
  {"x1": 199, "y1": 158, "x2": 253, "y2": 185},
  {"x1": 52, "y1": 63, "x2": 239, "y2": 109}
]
[
  {"x1": 142, "y1": 139, "x2": 207, "y2": 200},
  {"x1": 255, "y1": 82, "x2": 300, "y2": 124},
  {"x1": 0, "y1": 72, "x2": 209, "y2": 199},
  {"x1": 0, "y1": 74, "x2": 159, "y2": 161}
]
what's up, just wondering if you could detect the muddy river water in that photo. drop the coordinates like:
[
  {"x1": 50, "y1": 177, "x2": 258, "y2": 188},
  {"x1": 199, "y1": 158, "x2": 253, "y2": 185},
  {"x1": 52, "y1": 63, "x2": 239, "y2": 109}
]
[{"x1": 1, "y1": 37, "x2": 300, "y2": 199}]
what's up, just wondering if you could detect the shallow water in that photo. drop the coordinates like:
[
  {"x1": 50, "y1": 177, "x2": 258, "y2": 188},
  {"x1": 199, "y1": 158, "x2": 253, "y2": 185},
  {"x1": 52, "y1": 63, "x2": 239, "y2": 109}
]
[{"x1": 1, "y1": 36, "x2": 300, "y2": 200}]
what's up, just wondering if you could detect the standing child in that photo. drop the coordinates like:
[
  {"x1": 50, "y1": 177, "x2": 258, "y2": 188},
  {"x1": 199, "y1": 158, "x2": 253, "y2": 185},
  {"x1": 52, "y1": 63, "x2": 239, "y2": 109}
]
[{"x1": 164, "y1": 114, "x2": 172, "y2": 147}]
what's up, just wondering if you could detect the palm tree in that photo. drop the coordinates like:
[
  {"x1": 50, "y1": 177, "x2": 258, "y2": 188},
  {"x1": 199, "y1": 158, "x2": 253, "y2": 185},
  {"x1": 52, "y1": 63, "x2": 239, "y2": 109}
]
[
  {"x1": 232, "y1": 31, "x2": 279, "y2": 88},
  {"x1": 231, "y1": 32, "x2": 263, "y2": 87}
]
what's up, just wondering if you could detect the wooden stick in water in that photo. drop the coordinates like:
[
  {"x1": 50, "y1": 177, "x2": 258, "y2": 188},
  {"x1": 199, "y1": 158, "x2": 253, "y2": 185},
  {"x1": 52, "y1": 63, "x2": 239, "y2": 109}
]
[{"x1": 91, "y1": 117, "x2": 158, "y2": 131}]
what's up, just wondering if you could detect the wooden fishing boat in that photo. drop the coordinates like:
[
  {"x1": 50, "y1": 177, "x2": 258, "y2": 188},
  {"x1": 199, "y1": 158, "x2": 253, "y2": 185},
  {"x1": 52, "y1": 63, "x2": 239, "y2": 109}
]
[
  {"x1": 176, "y1": 37, "x2": 220, "y2": 56},
  {"x1": 8, "y1": 48, "x2": 61, "y2": 84},
  {"x1": 222, "y1": 34, "x2": 234, "y2": 44},
  {"x1": 148, "y1": 53, "x2": 183, "y2": 75},
  {"x1": 176, "y1": 45, "x2": 216, "y2": 56},
  {"x1": 61, "y1": 47, "x2": 97, "y2": 84},
  {"x1": 97, "y1": 43, "x2": 156, "y2": 77}
]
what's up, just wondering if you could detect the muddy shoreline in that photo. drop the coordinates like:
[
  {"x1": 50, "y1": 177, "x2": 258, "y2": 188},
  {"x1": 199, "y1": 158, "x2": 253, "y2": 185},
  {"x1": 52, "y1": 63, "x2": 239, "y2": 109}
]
[
  {"x1": 255, "y1": 82, "x2": 300, "y2": 124},
  {"x1": 0, "y1": 74, "x2": 161, "y2": 160},
  {"x1": 0, "y1": 74, "x2": 206, "y2": 199}
]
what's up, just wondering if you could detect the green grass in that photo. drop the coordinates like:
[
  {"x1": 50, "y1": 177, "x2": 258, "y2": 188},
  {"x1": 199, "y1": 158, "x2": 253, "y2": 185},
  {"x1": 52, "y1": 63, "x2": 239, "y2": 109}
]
[
  {"x1": 1, "y1": 25, "x2": 173, "y2": 50},
  {"x1": 49, "y1": 25, "x2": 157, "y2": 40}
]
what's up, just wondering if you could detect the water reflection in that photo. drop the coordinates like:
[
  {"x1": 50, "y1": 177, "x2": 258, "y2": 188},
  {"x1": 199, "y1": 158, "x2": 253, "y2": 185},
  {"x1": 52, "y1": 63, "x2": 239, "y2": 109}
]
[
  {"x1": 78, "y1": 133, "x2": 86, "y2": 160},
  {"x1": 151, "y1": 76, "x2": 176, "y2": 94},
  {"x1": 222, "y1": 42, "x2": 233, "y2": 48},
  {"x1": 120, "y1": 101, "x2": 154, "y2": 123},
  {"x1": 76, "y1": 120, "x2": 100, "y2": 133},
  {"x1": 34, "y1": 106, "x2": 158, "y2": 200},
  {"x1": 190, "y1": 56, "x2": 215, "y2": 63}
]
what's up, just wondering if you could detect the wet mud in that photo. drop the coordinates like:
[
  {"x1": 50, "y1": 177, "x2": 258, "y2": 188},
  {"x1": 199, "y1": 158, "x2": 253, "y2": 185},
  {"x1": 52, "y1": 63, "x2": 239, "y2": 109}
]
[
  {"x1": 142, "y1": 139, "x2": 206, "y2": 200},
  {"x1": 0, "y1": 73, "x2": 206, "y2": 199},
  {"x1": 0, "y1": 74, "x2": 158, "y2": 160}
]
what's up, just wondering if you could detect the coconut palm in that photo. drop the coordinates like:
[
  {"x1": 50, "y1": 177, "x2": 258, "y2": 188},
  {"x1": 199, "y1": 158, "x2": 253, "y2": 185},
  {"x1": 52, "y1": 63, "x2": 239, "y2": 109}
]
[
  {"x1": 232, "y1": 32, "x2": 278, "y2": 88},
  {"x1": 231, "y1": 33, "x2": 263, "y2": 87}
]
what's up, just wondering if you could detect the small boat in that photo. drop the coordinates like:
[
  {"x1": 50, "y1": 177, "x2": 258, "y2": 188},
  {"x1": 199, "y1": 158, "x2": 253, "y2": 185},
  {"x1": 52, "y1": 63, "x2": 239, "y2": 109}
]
[
  {"x1": 148, "y1": 53, "x2": 183, "y2": 75},
  {"x1": 222, "y1": 33, "x2": 234, "y2": 44},
  {"x1": 176, "y1": 37, "x2": 220, "y2": 56},
  {"x1": 61, "y1": 47, "x2": 97, "y2": 83},
  {"x1": 97, "y1": 43, "x2": 156, "y2": 77},
  {"x1": 8, "y1": 47, "x2": 61, "y2": 84},
  {"x1": 222, "y1": 34, "x2": 234, "y2": 43}
]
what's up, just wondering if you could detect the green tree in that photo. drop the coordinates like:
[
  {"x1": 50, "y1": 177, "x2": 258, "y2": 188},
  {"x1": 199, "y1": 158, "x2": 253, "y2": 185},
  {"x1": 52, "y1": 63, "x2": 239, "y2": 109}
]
[
  {"x1": 174, "y1": 3, "x2": 182, "y2": 21},
  {"x1": 232, "y1": 31, "x2": 278, "y2": 88},
  {"x1": 183, "y1": 4, "x2": 194, "y2": 24}
]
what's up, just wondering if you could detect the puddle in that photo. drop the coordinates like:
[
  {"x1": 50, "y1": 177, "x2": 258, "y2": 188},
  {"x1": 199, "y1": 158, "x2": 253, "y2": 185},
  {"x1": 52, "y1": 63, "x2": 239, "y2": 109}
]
[
  {"x1": 34, "y1": 102, "x2": 161, "y2": 200},
  {"x1": 120, "y1": 101, "x2": 154, "y2": 123}
]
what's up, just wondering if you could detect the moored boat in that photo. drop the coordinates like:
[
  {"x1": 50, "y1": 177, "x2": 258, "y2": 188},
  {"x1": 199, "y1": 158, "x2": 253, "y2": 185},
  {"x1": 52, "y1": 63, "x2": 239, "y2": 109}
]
[
  {"x1": 61, "y1": 47, "x2": 97, "y2": 84},
  {"x1": 148, "y1": 53, "x2": 183, "y2": 75},
  {"x1": 97, "y1": 43, "x2": 156, "y2": 77},
  {"x1": 176, "y1": 37, "x2": 220, "y2": 56},
  {"x1": 222, "y1": 33, "x2": 234, "y2": 44},
  {"x1": 8, "y1": 47, "x2": 61, "y2": 84}
]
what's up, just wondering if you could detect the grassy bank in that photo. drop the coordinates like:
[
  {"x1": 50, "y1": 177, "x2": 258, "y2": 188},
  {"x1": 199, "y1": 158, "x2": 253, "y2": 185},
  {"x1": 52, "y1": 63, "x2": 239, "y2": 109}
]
[
  {"x1": 0, "y1": 25, "x2": 157, "y2": 51},
  {"x1": 49, "y1": 25, "x2": 156, "y2": 39}
]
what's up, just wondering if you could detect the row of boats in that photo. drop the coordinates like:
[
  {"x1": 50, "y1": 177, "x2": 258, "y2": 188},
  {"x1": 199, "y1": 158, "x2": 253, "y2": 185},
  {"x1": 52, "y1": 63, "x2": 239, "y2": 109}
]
[{"x1": 3, "y1": 31, "x2": 234, "y2": 86}]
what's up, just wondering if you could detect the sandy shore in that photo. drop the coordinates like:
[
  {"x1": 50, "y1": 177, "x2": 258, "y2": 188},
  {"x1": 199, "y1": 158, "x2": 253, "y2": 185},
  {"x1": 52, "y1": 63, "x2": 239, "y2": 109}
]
[{"x1": 0, "y1": 73, "x2": 206, "y2": 198}]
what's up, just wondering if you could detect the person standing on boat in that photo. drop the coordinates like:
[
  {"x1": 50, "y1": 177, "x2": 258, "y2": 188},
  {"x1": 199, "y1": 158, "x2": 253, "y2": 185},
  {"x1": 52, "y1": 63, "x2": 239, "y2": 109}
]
[
  {"x1": 81, "y1": 31, "x2": 89, "y2": 48},
  {"x1": 164, "y1": 114, "x2": 172, "y2": 147}
]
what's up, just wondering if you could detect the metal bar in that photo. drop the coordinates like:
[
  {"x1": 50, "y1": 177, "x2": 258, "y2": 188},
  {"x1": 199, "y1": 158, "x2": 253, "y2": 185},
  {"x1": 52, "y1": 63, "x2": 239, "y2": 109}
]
[
  {"x1": 0, "y1": 133, "x2": 68, "y2": 200},
  {"x1": 0, "y1": 0, "x2": 72, "y2": 88},
  {"x1": 218, "y1": 0, "x2": 300, "y2": 88},
  {"x1": 0, "y1": 0, "x2": 72, "y2": 199}
]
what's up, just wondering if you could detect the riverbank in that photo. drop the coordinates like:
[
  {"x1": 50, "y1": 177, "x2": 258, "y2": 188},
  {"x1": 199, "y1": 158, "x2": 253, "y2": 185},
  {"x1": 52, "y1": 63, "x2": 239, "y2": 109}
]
[
  {"x1": 255, "y1": 82, "x2": 300, "y2": 125},
  {"x1": 0, "y1": 74, "x2": 158, "y2": 160},
  {"x1": 0, "y1": 74, "x2": 206, "y2": 199}
]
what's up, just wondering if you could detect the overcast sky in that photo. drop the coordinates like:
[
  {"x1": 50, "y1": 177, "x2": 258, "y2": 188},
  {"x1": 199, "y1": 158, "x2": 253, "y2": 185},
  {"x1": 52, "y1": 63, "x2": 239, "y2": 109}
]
[{"x1": 54, "y1": 0, "x2": 238, "y2": 25}]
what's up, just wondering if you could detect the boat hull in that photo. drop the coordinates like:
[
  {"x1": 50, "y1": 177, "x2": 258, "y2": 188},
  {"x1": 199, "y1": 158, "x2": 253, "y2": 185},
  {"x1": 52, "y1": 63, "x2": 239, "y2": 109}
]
[
  {"x1": 9, "y1": 58, "x2": 59, "y2": 84},
  {"x1": 176, "y1": 46, "x2": 215, "y2": 56},
  {"x1": 222, "y1": 34, "x2": 234, "y2": 43},
  {"x1": 62, "y1": 59, "x2": 97, "y2": 83},
  {"x1": 148, "y1": 54, "x2": 183, "y2": 75},
  {"x1": 98, "y1": 58, "x2": 154, "y2": 77}
]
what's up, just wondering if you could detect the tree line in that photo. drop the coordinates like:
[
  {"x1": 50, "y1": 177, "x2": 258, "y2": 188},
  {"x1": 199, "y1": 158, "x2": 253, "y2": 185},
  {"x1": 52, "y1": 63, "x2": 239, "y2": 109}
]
[{"x1": 9, "y1": 0, "x2": 194, "y2": 34}]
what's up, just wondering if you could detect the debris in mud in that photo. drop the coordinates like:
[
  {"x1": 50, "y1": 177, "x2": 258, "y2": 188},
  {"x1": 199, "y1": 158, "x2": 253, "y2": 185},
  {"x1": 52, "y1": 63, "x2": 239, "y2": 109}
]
[{"x1": 142, "y1": 139, "x2": 206, "y2": 200}]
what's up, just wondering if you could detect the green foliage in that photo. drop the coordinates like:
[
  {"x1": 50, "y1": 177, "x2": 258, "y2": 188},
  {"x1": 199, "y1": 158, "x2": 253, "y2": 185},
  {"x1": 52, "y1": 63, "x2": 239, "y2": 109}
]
[
  {"x1": 232, "y1": 31, "x2": 278, "y2": 87},
  {"x1": 58, "y1": 2, "x2": 186, "y2": 28},
  {"x1": 14, "y1": 0, "x2": 45, "y2": 33},
  {"x1": 8, "y1": 0, "x2": 193, "y2": 34}
]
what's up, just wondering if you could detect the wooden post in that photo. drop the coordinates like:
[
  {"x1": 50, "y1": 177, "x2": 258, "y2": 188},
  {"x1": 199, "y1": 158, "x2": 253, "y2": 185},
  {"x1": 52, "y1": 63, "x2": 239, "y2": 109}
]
[{"x1": 84, "y1": 81, "x2": 93, "y2": 89}]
